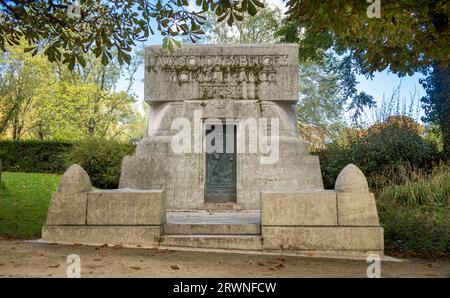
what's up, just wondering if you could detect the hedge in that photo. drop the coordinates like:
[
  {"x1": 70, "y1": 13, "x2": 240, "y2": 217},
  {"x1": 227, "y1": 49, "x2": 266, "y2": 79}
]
[{"x1": 0, "y1": 140, "x2": 72, "y2": 174}]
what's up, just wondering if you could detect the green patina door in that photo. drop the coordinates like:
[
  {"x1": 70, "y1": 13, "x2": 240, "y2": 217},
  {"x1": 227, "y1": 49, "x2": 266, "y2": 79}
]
[{"x1": 205, "y1": 123, "x2": 236, "y2": 203}]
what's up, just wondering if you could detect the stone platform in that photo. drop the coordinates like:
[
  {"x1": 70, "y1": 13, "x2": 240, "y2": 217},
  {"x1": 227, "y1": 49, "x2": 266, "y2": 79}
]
[{"x1": 41, "y1": 164, "x2": 384, "y2": 259}]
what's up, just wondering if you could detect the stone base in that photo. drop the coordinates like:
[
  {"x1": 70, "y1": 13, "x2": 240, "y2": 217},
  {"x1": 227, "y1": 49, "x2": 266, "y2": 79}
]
[
  {"x1": 164, "y1": 223, "x2": 261, "y2": 235},
  {"x1": 160, "y1": 235, "x2": 263, "y2": 251},
  {"x1": 42, "y1": 226, "x2": 162, "y2": 247},
  {"x1": 262, "y1": 226, "x2": 384, "y2": 251}
]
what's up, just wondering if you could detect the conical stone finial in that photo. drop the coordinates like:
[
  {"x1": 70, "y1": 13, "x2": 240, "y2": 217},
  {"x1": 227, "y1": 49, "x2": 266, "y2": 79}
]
[
  {"x1": 335, "y1": 164, "x2": 369, "y2": 193},
  {"x1": 58, "y1": 164, "x2": 91, "y2": 193}
]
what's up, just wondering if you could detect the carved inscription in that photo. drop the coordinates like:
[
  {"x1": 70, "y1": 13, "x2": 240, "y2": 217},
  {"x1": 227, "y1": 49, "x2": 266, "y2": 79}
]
[{"x1": 147, "y1": 54, "x2": 288, "y2": 99}]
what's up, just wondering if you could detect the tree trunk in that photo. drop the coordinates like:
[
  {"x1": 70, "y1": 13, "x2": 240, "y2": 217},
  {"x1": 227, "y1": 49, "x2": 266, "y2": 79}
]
[{"x1": 12, "y1": 113, "x2": 19, "y2": 140}]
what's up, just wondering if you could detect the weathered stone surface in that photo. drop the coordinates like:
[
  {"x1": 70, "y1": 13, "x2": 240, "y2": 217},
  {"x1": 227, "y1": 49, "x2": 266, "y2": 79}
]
[
  {"x1": 262, "y1": 227, "x2": 384, "y2": 251},
  {"x1": 45, "y1": 192, "x2": 87, "y2": 225},
  {"x1": 335, "y1": 164, "x2": 369, "y2": 193},
  {"x1": 163, "y1": 223, "x2": 261, "y2": 235},
  {"x1": 160, "y1": 235, "x2": 262, "y2": 251},
  {"x1": 145, "y1": 45, "x2": 299, "y2": 102},
  {"x1": 58, "y1": 164, "x2": 91, "y2": 193},
  {"x1": 86, "y1": 189, "x2": 165, "y2": 225},
  {"x1": 42, "y1": 226, "x2": 162, "y2": 247},
  {"x1": 119, "y1": 44, "x2": 325, "y2": 210},
  {"x1": 261, "y1": 192, "x2": 337, "y2": 226},
  {"x1": 337, "y1": 193, "x2": 380, "y2": 226}
]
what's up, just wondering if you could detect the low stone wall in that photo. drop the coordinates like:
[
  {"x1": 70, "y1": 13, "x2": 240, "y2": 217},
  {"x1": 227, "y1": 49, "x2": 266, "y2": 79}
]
[
  {"x1": 260, "y1": 164, "x2": 384, "y2": 256},
  {"x1": 42, "y1": 165, "x2": 165, "y2": 247}
]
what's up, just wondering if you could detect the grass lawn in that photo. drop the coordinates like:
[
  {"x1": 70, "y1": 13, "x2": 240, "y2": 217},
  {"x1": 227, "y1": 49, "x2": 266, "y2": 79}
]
[{"x1": 0, "y1": 172, "x2": 60, "y2": 239}]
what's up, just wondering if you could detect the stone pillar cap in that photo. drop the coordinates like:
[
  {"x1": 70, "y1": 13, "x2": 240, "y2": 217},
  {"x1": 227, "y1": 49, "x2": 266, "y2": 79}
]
[
  {"x1": 335, "y1": 164, "x2": 369, "y2": 193},
  {"x1": 58, "y1": 164, "x2": 92, "y2": 193}
]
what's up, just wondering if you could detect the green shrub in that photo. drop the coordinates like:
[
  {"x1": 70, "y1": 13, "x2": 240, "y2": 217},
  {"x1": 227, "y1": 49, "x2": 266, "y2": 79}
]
[
  {"x1": 316, "y1": 117, "x2": 438, "y2": 189},
  {"x1": 379, "y1": 205, "x2": 450, "y2": 259},
  {"x1": 375, "y1": 163, "x2": 449, "y2": 207},
  {"x1": 64, "y1": 138, "x2": 135, "y2": 189},
  {"x1": 0, "y1": 140, "x2": 72, "y2": 174},
  {"x1": 351, "y1": 123, "x2": 437, "y2": 177},
  {"x1": 376, "y1": 164, "x2": 450, "y2": 258}
]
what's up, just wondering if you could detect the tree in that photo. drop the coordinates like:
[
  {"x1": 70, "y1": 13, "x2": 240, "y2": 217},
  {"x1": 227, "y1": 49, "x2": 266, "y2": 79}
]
[
  {"x1": 297, "y1": 61, "x2": 345, "y2": 149},
  {"x1": 283, "y1": 0, "x2": 450, "y2": 75},
  {"x1": 280, "y1": 1, "x2": 449, "y2": 146},
  {"x1": 200, "y1": 1, "x2": 282, "y2": 44},
  {"x1": 0, "y1": 42, "x2": 143, "y2": 141},
  {"x1": 0, "y1": 42, "x2": 52, "y2": 139},
  {"x1": 421, "y1": 66, "x2": 450, "y2": 159},
  {"x1": 0, "y1": 0, "x2": 264, "y2": 69}
]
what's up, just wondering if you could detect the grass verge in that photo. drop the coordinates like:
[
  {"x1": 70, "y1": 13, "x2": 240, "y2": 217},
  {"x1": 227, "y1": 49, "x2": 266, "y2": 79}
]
[{"x1": 0, "y1": 172, "x2": 60, "y2": 239}]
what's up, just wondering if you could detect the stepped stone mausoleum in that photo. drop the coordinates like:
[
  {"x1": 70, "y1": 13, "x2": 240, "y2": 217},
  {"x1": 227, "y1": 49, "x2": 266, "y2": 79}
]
[{"x1": 42, "y1": 45, "x2": 384, "y2": 258}]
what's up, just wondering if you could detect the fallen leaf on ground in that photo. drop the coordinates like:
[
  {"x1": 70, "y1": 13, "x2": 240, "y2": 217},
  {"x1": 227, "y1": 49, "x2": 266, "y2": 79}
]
[
  {"x1": 93, "y1": 258, "x2": 101, "y2": 261},
  {"x1": 48, "y1": 264, "x2": 60, "y2": 268},
  {"x1": 170, "y1": 265, "x2": 180, "y2": 270},
  {"x1": 130, "y1": 266, "x2": 141, "y2": 270},
  {"x1": 275, "y1": 263, "x2": 284, "y2": 269},
  {"x1": 257, "y1": 262, "x2": 265, "y2": 266}
]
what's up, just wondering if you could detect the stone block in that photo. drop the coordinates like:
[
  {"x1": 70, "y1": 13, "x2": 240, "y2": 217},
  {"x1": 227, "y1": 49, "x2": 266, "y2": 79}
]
[
  {"x1": 86, "y1": 189, "x2": 165, "y2": 225},
  {"x1": 262, "y1": 226, "x2": 384, "y2": 251},
  {"x1": 45, "y1": 192, "x2": 87, "y2": 225},
  {"x1": 335, "y1": 164, "x2": 369, "y2": 193},
  {"x1": 261, "y1": 192, "x2": 337, "y2": 226},
  {"x1": 160, "y1": 235, "x2": 262, "y2": 251},
  {"x1": 145, "y1": 44, "x2": 299, "y2": 102},
  {"x1": 337, "y1": 193, "x2": 380, "y2": 226},
  {"x1": 42, "y1": 226, "x2": 162, "y2": 247},
  {"x1": 58, "y1": 164, "x2": 91, "y2": 193}
]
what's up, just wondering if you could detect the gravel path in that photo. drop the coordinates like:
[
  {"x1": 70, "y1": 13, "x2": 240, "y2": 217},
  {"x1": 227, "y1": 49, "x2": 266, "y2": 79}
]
[{"x1": 0, "y1": 240, "x2": 449, "y2": 278}]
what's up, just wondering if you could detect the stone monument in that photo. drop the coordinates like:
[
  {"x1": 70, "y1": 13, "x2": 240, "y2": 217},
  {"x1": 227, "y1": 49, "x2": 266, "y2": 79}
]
[
  {"x1": 42, "y1": 44, "x2": 384, "y2": 258},
  {"x1": 119, "y1": 45, "x2": 323, "y2": 210}
]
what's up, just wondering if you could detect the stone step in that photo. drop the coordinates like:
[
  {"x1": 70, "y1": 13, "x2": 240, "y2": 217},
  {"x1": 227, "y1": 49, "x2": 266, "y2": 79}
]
[
  {"x1": 163, "y1": 223, "x2": 261, "y2": 235},
  {"x1": 160, "y1": 235, "x2": 263, "y2": 251},
  {"x1": 203, "y1": 203, "x2": 243, "y2": 211}
]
